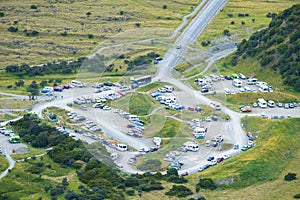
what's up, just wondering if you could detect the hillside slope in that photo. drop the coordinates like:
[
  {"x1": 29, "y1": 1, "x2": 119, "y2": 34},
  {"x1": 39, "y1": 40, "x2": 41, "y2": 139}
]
[{"x1": 231, "y1": 4, "x2": 300, "y2": 92}]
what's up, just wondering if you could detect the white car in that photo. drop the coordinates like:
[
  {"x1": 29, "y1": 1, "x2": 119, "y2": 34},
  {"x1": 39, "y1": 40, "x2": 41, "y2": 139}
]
[
  {"x1": 103, "y1": 105, "x2": 111, "y2": 110},
  {"x1": 267, "y1": 100, "x2": 275, "y2": 108}
]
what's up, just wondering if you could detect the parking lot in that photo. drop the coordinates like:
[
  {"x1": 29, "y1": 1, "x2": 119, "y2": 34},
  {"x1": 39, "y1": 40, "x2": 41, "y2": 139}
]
[
  {"x1": 0, "y1": 130, "x2": 28, "y2": 155},
  {"x1": 27, "y1": 78, "x2": 299, "y2": 174}
]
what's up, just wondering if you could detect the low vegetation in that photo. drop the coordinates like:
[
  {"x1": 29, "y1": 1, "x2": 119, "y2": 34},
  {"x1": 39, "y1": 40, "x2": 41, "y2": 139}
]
[{"x1": 0, "y1": 155, "x2": 9, "y2": 172}]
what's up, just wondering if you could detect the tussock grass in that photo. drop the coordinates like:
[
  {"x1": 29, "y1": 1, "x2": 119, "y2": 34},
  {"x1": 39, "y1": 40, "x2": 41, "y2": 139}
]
[
  {"x1": 197, "y1": 0, "x2": 298, "y2": 44},
  {"x1": 0, "y1": 0, "x2": 199, "y2": 68}
]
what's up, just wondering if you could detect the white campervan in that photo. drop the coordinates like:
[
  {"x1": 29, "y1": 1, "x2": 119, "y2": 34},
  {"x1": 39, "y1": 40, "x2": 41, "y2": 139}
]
[
  {"x1": 128, "y1": 115, "x2": 139, "y2": 121},
  {"x1": 233, "y1": 79, "x2": 242, "y2": 88},
  {"x1": 117, "y1": 144, "x2": 127, "y2": 151},
  {"x1": 259, "y1": 85, "x2": 269, "y2": 92},
  {"x1": 258, "y1": 98, "x2": 267, "y2": 108},
  {"x1": 247, "y1": 78, "x2": 258, "y2": 85},
  {"x1": 185, "y1": 142, "x2": 199, "y2": 152}
]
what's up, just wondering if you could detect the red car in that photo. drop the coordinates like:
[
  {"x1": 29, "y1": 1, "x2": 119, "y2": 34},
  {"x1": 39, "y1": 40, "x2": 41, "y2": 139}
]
[
  {"x1": 181, "y1": 172, "x2": 189, "y2": 176},
  {"x1": 217, "y1": 157, "x2": 224, "y2": 163},
  {"x1": 188, "y1": 107, "x2": 195, "y2": 111}
]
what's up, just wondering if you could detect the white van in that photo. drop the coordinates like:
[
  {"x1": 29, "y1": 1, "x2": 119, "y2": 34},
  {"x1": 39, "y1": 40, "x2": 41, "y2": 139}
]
[
  {"x1": 232, "y1": 79, "x2": 242, "y2": 88},
  {"x1": 247, "y1": 78, "x2": 258, "y2": 85},
  {"x1": 164, "y1": 85, "x2": 174, "y2": 92},
  {"x1": 244, "y1": 86, "x2": 252, "y2": 92},
  {"x1": 258, "y1": 98, "x2": 267, "y2": 108},
  {"x1": 185, "y1": 142, "x2": 199, "y2": 152},
  {"x1": 259, "y1": 85, "x2": 269, "y2": 92},
  {"x1": 117, "y1": 144, "x2": 127, "y2": 151},
  {"x1": 193, "y1": 127, "x2": 206, "y2": 135},
  {"x1": 128, "y1": 115, "x2": 139, "y2": 121}
]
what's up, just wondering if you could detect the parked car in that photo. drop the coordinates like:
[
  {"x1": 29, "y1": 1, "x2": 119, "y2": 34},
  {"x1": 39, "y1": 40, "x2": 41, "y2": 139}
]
[
  {"x1": 216, "y1": 157, "x2": 224, "y2": 163},
  {"x1": 267, "y1": 100, "x2": 275, "y2": 108},
  {"x1": 80, "y1": 105, "x2": 87, "y2": 110},
  {"x1": 239, "y1": 73, "x2": 246, "y2": 79},
  {"x1": 181, "y1": 172, "x2": 189, "y2": 176},
  {"x1": 233, "y1": 144, "x2": 239, "y2": 150},
  {"x1": 276, "y1": 102, "x2": 283, "y2": 107},
  {"x1": 241, "y1": 145, "x2": 248, "y2": 151},
  {"x1": 252, "y1": 103, "x2": 258, "y2": 107},
  {"x1": 207, "y1": 156, "x2": 215, "y2": 161}
]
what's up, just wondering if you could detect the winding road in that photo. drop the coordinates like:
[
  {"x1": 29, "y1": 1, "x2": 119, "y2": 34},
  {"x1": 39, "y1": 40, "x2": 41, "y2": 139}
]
[{"x1": 1, "y1": 0, "x2": 299, "y2": 178}]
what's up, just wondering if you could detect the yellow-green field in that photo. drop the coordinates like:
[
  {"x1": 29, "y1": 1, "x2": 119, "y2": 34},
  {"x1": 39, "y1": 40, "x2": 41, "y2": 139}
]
[
  {"x1": 197, "y1": 0, "x2": 298, "y2": 46},
  {"x1": 0, "y1": 0, "x2": 200, "y2": 68}
]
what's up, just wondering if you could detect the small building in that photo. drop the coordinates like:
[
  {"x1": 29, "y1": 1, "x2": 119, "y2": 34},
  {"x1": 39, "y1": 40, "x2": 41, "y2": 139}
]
[{"x1": 130, "y1": 75, "x2": 152, "y2": 88}]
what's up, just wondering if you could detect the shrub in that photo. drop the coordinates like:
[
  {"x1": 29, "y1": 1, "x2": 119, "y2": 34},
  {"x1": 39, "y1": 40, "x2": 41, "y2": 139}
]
[
  {"x1": 31, "y1": 5, "x2": 37, "y2": 9},
  {"x1": 0, "y1": 12, "x2": 5, "y2": 17},
  {"x1": 124, "y1": 177, "x2": 140, "y2": 187},
  {"x1": 8, "y1": 26, "x2": 18, "y2": 32},
  {"x1": 284, "y1": 172, "x2": 297, "y2": 181},
  {"x1": 126, "y1": 189, "x2": 135, "y2": 196},
  {"x1": 196, "y1": 178, "x2": 217, "y2": 192},
  {"x1": 223, "y1": 29, "x2": 230, "y2": 36},
  {"x1": 294, "y1": 194, "x2": 300, "y2": 199},
  {"x1": 162, "y1": 5, "x2": 167, "y2": 9},
  {"x1": 165, "y1": 185, "x2": 193, "y2": 197},
  {"x1": 36, "y1": 162, "x2": 44, "y2": 167}
]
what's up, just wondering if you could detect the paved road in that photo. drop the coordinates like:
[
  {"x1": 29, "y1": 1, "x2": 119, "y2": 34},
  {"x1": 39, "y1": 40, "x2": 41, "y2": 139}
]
[
  {"x1": 152, "y1": 0, "x2": 251, "y2": 174},
  {"x1": 0, "y1": 153, "x2": 15, "y2": 179}
]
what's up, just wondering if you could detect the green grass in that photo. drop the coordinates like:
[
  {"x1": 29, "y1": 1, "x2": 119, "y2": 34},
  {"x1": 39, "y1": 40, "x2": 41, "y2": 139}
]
[
  {"x1": 0, "y1": 155, "x2": 9, "y2": 172},
  {"x1": 136, "y1": 82, "x2": 165, "y2": 92},
  {"x1": 209, "y1": 92, "x2": 300, "y2": 112},
  {"x1": 11, "y1": 146, "x2": 47, "y2": 161},
  {"x1": 129, "y1": 92, "x2": 158, "y2": 116},
  {"x1": 155, "y1": 117, "x2": 181, "y2": 138},
  {"x1": 0, "y1": 154, "x2": 85, "y2": 200}
]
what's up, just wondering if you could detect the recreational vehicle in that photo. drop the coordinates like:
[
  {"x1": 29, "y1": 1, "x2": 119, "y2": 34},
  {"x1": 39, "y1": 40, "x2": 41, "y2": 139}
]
[
  {"x1": 117, "y1": 144, "x2": 127, "y2": 151},
  {"x1": 233, "y1": 79, "x2": 242, "y2": 88},
  {"x1": 193, "y1": 127, "x2": 206, "y2": 139},
  {"x1": 258, "y1": 98, "x2": 267, "y2": 108},
  {"x1": 185, "y1": 142, "x2": 199, "y2": 152}
]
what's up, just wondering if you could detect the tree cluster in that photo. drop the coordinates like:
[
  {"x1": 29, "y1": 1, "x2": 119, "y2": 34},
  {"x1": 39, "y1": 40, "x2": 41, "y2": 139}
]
[{"x1": 5, "y1": 57, "x2": 86, "y2": 77}]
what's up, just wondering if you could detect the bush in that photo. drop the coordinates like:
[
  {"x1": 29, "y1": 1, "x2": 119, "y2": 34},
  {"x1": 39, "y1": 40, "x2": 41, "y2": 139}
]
[
  {"x1": 294, "y1": 194, "x2": 300, "y2": 199},
  {"x1": 124, "y1": 177, "x2": 140, "y2": 187},
  {"x1": 8, "y1": 26, "x2": 18, "y2": 32},
  {"x1": 31, "y1": 5, "x2": 37, "y2": 9},
  {"x1": 284, "y1": 172, "x2": 297, "y2": 181},
  {"x1": 196, "y1": 178, "x2": 217, "y2": 192},
  {"x1": 126, "y1": 189, "x2": 135, "y2": 196},
  {"x1": 165, "y1": 185, "x2": 193, "y2": 197}
]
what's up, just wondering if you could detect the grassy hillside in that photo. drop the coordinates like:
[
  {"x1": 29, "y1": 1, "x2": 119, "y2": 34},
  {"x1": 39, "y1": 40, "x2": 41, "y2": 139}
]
[
  {"x1": 0, "y1": 0, "x2": 199, "y2": 68},
  {"x1": 216, "y1": 4, "x2": 300, "y2": 92}
]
